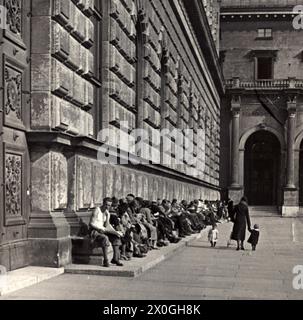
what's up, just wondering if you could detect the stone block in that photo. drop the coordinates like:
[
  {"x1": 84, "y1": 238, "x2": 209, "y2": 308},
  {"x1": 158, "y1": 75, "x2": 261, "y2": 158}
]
[
  {"x1": 52, "y1": 97, "x2": 83, "y2": 135},
  {"x1": 0, "y1": 245, "x2": 10, "y2": 271},
  {"x1": 31, "y1": 149, "x2": 52, "y2": 212},
  {"x1": 32, "y1": 0, "x2": 52, "y2": 16},
  {"x1": 52, "y1": 21, "x2": 70, "y2": 62},
  {"x1": 83, "y1": 18, "x2": 94, "y2": 48},
  {"x1": 30, "y1": 238, "x2": 72, "y2": 268},
  {"x1": 53, "y1": 0, "x2": 71, "y2": 29},
  {"x1": 76, "y1": 156, "x2": 93, "y2": 210},
  {"x1": 52, "y1": 59, "x2": 73, "y2": 98},
  {"x1": 68, "y1": 36, "x2": 82, "y2": 71},
  {"x1": 104, "y1": 166, "x2": 114, "y2": 197},
  {"x1": 92, "y1": 163, "x2": 104, "y2": 206},
  {"x1": 9, "y1": 241, "x2": 30, "y2": 271},
  {"x1": 82, "y1": 49, "x2": 94, "y2": 79},
  {"x1": 32, "y1": 16, "x2": 52, "y2": 53},
  {"x1": 72, "y1": 73, "x2": 86, "y2": 106},
  {"x1": 51, "y1": 152, "x2": 68, "y2": 211},
  {"x1": 52, "y1": 96, "x2": 69, "y2": 131},
  {"x1": 84, "y1": 81, "x2": 94, "y2": 109},
  {"x1": 283, "y1": 189, "x2": 299, "y2": 206},
  {"x1": 31, "y1": 54, "x2": 51, "y2": 91},
  {"x1": 31, "y1": 92, "x2": 52, "y2": 130},
  {"x1": 71, "y1": 4, "x2": 87, "y2": 43}
]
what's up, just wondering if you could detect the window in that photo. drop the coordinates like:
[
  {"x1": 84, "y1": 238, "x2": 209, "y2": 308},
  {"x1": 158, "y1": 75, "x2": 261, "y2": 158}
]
[
  {"x1": 257, "y1": 57, "x2": 273, "y2": 79},
  {"x1": 257, "y1": 28, "x2": 272, "y2": 39}
]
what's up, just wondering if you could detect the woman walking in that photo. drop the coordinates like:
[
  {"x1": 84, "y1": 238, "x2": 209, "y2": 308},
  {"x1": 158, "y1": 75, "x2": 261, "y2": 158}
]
[{"x1": 231, "y1": 197, "x2": 251, "y2": 251}]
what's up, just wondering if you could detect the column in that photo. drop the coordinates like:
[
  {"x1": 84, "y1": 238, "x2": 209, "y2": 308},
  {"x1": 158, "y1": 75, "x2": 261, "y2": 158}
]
[
  {"x1": 282, "y1": 94, "x2": 299, "y2": 217},
  {"x1": 285, "y1": 98, "x2": 297, "y2": 189},
  {"x1": 230, "y1": 95, "x2": 241, "y2": 188}
]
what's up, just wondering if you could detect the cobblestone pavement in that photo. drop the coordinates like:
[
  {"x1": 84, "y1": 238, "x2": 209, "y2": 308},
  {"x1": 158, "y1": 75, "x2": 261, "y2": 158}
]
[{"x1": 2, "y1": 217, "x2": 303, "y2": 300}]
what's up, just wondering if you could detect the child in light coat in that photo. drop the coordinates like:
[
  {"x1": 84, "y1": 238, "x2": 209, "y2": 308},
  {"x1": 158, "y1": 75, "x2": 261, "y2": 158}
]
[{"x1": 208, "y1": 224, "x2": 219, "y2": 247}]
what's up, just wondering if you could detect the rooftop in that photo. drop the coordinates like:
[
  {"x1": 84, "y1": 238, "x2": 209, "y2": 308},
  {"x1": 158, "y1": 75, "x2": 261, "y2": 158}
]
[
  {"x1": 220, "y1": 0, "x2": 301, "y2": 9},
  {"x1": 221, "y1": 0, "x2": 303, "y2": 11}
]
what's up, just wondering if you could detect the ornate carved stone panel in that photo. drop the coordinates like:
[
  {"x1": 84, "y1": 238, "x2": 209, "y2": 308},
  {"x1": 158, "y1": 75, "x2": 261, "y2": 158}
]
[
  {"x1": 5, "y1": 0, "x2": 22, "y2": 36},
  {"x1": 4, "y1": 65, "x2": 22, "y2": 123},
  {"x1": 5, "y1": 154, "x2": 22, "y2": 217},
  {"x1": 3, "y1": 144, "x2": 26, "y2": 227}
]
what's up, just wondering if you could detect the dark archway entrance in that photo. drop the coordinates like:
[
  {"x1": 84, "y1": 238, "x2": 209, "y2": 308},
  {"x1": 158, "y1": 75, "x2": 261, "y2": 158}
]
[{"x1": 244, "y1": 131, "x2": 281, "y2": 206}]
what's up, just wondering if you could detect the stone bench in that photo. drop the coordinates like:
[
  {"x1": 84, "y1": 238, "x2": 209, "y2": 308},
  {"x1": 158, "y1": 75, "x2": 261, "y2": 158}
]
[{"x1": 71, "y1": 235, "x2": 113, "y2": 265}]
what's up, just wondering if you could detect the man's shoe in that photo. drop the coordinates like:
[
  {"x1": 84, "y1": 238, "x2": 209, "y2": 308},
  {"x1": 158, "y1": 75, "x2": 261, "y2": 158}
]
[
  {"x1": 241, "y1": 247, "x2": 245, "y2": 251},
  {"x1": 236, "y1": 247, "x2": 240, "y2": 251},
  {"x1": 133, "y1": 253, "x2": 145, "y2": 258},
  {"x1": 103, "y1": 260, "x2": 110, "y2": 267},
  {"x1": 111, "y1": 259, "x2": 123, "y2": 266}
]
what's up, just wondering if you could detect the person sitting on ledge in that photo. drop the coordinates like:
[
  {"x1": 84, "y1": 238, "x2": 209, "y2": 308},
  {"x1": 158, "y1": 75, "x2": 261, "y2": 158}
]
[{"x1": 89, "y1": 197, "x2": 124, "y2": 267}]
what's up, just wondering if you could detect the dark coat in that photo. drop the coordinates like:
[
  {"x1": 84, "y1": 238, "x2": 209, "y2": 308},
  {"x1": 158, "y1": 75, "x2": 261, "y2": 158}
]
[
  {"x1": 248, "y1": 230, "x2": 260, "y2": 246},
  {"x1": 227, "y1": 200, "x2": 234, "y2": 220},
  {"x1": 231, "y1": 201, "x2": 251, "y2": 241}
]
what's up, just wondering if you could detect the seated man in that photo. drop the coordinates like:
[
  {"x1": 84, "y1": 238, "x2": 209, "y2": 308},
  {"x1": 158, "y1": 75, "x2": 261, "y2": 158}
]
[{"x1": 90, "y1": 197, "x2": 124, "y2": 267}]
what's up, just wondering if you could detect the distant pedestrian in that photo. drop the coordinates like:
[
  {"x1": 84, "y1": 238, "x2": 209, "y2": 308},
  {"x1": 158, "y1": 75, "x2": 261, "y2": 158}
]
[
  {"x1": 208, "y1": 224, "x2": 219, "y2": 248},
  {"x1": 231, "y1": 196, "x2": 251, "y2": 251},
  {"x1": 248, "y1": 224, "x2": 260, "y2": 251}
]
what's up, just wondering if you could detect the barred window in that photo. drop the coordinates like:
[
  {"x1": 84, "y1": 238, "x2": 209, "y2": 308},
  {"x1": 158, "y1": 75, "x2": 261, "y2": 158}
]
[{"x1": 257, "y1": 28, "x2": 272, "y2": 39}]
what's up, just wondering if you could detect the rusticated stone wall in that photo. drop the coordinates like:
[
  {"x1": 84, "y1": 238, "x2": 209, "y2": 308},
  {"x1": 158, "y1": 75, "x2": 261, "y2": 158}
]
[
  {"x1": 28, "y1": 0, "x2": 222, "y2": 267},
  {"x1": 31, "y1": 0, "x2": 95, "y2": 135},
  {"x1": 103, "y1": 0, "x2": 221, "y2": 186}
]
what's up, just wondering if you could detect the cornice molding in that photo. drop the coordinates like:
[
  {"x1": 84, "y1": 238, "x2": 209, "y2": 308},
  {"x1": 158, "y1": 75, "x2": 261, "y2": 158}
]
[{"x1": 178, "y1": 0, "x2": 225, "y2": 96}]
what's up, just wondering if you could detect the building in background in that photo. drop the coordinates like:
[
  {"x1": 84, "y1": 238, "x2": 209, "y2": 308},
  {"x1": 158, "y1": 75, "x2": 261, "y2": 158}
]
[
  {"x1": 0, "y1": 0, "x2": 223, "y2": 271},
  {"x1": 220, "y1": 0, "x2": 303, "y2": 216}
]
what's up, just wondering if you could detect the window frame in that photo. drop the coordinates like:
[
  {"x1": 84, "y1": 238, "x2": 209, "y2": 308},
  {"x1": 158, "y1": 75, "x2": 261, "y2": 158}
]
[
  {"x1": 257, "y1": 28, "x2": 273, "y2": 40},
  {"x1": 256, "y1": 56, "x2": 274, "y2": 80}
]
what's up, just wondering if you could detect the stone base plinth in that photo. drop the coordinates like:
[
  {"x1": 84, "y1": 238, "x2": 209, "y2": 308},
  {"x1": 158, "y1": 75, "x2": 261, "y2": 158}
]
[
  {"x1": 281, "y1": 206, "x2": 299, "y2": 217},
  {"x1": 29, "y1": 238, "x2": 72, "y2": 268},
  {"x1": 282, "y1": 188, "x2": 299, "y2": 217}
]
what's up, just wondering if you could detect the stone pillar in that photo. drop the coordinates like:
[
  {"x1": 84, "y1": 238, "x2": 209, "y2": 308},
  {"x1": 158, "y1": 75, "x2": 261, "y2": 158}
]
[
  {"x1": 229, "y1": 93, "x2": 243, "y2": 203},
  {"x1": 29, "y1": 0, "x2": 96, "y2": 267},
  {"x1": 282, "y1": 94, "x2": 299, "y2": 217},
  {"x1": 285, "y1": 105, "x2": 296, "y2": 189}
]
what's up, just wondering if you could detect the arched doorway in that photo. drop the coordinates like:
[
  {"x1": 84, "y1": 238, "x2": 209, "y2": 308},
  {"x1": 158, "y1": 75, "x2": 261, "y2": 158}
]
[{"x1": 244, "y1": 131, "x2": 281, "y2": 206}]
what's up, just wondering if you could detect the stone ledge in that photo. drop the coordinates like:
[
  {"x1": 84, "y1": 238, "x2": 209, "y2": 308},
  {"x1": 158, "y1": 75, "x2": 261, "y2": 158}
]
[
  {"x1": 64, "y1": 228, "x2": 210, "y2": 278},
  {"x1": 0, "y1": 267, "x2": 64, "y2": 297}
]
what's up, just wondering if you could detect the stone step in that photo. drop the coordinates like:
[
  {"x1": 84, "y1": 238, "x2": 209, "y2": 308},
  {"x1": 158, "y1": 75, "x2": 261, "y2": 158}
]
[
  {"x1": 249, "y1": 206, "x2": 280, "y2": 217},
  {"x1": 65, "y1": 227, "x2": 211, "y2": 278},
  {"x1": 249, "y1": 206, "x2": 278, "y2": 212},
  {"x1": 0, "y1": 266, "x2": 64, "y2": 296}
]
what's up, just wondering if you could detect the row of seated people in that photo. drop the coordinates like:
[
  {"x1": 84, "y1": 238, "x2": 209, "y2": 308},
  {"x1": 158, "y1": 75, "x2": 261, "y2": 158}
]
[{"x1": 89, "y1": 195, "x2": 228, "y2": 267}]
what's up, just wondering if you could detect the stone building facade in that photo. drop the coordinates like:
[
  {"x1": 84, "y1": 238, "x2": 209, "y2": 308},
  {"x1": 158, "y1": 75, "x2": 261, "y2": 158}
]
[
  {"x1": 220, "y1": 0, "x2": 303, "y2": 216},
  {"x1": 0, "y1": 0, "x2": 223, "y2": 271}
]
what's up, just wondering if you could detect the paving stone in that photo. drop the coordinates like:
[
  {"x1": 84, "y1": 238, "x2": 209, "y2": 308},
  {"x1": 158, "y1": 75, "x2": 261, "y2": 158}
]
[{"x1": 2, "y1": 217, "x2": 303, "y2": 300}]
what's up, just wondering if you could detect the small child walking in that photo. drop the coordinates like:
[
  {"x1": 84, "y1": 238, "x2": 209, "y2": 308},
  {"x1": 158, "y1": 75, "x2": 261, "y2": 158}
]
[
  {"x1": 208, "y1": 224, "x2": 219, "y2": 247},
  {"x1": 248, "y1": 224, "x2": 260, "y2": 251}
]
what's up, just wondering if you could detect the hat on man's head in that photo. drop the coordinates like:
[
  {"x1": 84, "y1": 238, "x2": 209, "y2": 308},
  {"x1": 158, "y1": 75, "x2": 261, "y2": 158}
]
[{"x1": 254, "y1": 224, "x2": 259, "y2": 230}]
